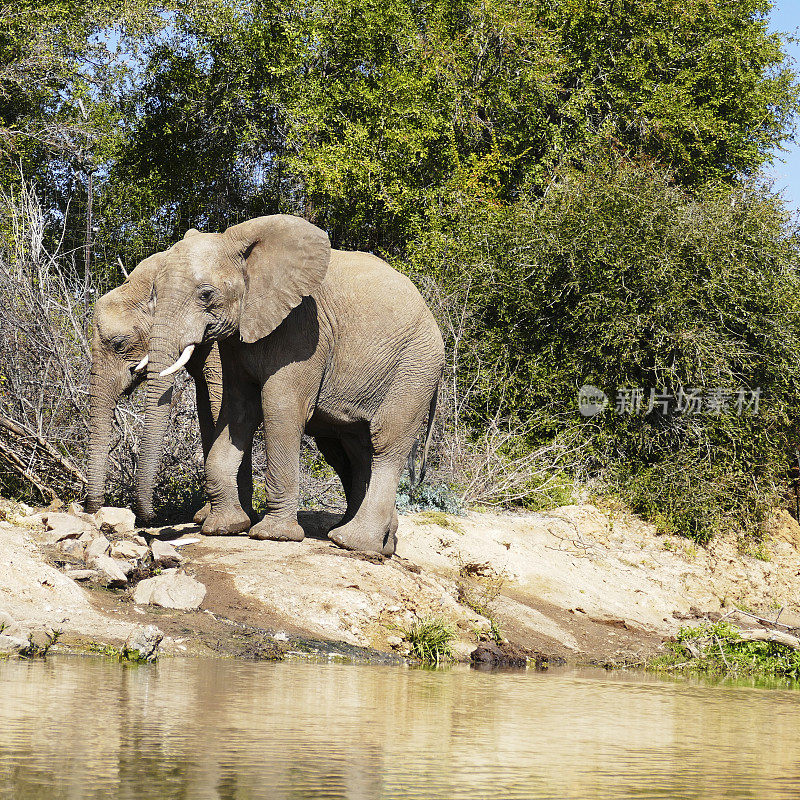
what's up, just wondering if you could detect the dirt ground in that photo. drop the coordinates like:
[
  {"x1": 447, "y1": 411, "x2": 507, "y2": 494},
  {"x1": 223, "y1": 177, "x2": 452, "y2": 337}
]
[{"x1": 2, "y1": 499, "x2": 800, "y2": 665}]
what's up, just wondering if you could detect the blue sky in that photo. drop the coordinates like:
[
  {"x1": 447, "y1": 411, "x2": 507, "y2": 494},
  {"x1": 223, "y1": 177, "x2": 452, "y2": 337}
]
[{"x1": 768, "y1": 3, "x2": 800, "y2": 213}]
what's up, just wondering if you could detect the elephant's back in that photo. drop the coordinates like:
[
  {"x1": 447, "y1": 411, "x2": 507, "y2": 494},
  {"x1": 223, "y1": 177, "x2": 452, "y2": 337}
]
[
  {"x1": 323, "y1": 250, "x2": 441, "y2": 342},
  {"x1": 326, "y1": 250, "x2": 418, "y2": 296},
  {"x1": 314, "y1": 250, "x2": 443, "y2": 420}
]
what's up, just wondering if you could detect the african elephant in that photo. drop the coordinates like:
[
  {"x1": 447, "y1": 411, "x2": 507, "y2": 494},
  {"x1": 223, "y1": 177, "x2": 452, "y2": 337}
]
[
  {"x1": 86, "y1": 247, "x2": 255, "y2": 520},
  {"x1": 133, "y1": 214, "x2": 444, "y2": 555}
]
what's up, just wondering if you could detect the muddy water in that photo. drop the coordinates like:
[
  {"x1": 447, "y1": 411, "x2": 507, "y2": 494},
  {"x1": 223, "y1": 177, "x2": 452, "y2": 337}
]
[{"x1": 1, "y1": 658, "x2": 799, "y2": 800}]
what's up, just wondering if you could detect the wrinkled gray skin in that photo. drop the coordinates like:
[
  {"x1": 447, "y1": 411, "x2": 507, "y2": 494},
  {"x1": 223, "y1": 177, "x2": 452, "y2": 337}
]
[
  {"x1": 85, "y1": 248, "x2": 254, "y2": 521},
  {"x1": 134, "y1": 215, "x2": 444, "y2": 555}
]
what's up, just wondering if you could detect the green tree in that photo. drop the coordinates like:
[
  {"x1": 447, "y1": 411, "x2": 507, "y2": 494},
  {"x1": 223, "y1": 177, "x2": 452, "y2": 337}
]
[
  {"x1": 406, "y1": 155, "x2": 800, "y2": 540},
  {"x1": 0, "y1": 0, "x2": 166, "y2": 284}
]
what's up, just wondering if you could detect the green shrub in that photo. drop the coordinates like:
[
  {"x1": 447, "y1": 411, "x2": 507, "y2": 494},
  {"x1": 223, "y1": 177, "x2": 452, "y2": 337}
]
[
  {"x1": 403, "y1": 617, "x2": 457, "y2": 665},
  {"x1": 396, "y1": 478, "x2": 462, "y2": 514},
  {"x1": 405, "y1": 155, "x2": 800, "y2": 542},
  {"x1": 654, "y1": 622, "x2": 800, "y2": 681}
]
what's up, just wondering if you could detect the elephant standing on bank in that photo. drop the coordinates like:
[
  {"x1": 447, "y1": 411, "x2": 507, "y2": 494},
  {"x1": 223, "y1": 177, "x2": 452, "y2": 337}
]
[
  {"x1": 133, "y1": 214, "x2": 444, "y2": 556},
  {"x1": 85, "y1": 249, "x2": 255, "y2": 521}
]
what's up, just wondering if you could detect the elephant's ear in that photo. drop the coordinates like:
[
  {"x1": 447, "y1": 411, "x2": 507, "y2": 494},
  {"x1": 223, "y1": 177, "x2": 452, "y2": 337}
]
[
  {"x1": 125, "y1": 250, "x2": 169, "y2": 312},
  {"x1": 225, "y1": 215, "x2": 331, "y2": 344}
]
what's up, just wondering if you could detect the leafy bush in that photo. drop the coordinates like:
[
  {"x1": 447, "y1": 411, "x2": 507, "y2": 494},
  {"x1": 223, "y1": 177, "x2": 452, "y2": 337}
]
[
  {"x1": 654, "y1": 622, "x2": 800, "y2": 681},
  {"x1": 406, "y1": 156, "x2": 800, "y2": 541},
  {"x1": 396, "y1": 478, "x2": 462, "y2": 514}
]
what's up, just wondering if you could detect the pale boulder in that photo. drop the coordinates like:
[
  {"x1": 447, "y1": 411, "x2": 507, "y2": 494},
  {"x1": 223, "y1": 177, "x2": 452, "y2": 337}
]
[
  {"x1": 91, "y1": 555, "x2": 128, "y2": 587},
  {"x1": 123, "y1": 625, "x2": 164, "y2": 661},
  {"x1": 150, "y1": 539, "x2": 182, "y2": 568},
  {"x1": 85, "y1": 535, "x2": 110, "y2": 562},
  {"x1": 133, "y1": 570, "x2": 206, "y2": 610},
  {"x1": 41, "y1": 512, "x2": 95, "y2": 544},
  {"x1": 95, "y1": 507, "x2": 136, "y2": 536},
  {"x1": 110, "y1": 540, "x2": 149, "y2": 561}
]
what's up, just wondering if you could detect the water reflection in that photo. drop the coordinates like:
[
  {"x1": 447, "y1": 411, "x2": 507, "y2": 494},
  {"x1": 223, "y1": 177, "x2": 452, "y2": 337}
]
[{"x1": 1, "y1": 658, "x2": 799, "y2": 799}]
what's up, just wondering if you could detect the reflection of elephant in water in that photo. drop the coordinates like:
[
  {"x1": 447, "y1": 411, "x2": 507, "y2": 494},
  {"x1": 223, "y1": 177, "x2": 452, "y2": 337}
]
[
  {"x1": 85, "y1": 249, "x2": 255, "y2": 520},
  {"x1": 134, "y1": 215, "x2": 444, "y2": 556}
]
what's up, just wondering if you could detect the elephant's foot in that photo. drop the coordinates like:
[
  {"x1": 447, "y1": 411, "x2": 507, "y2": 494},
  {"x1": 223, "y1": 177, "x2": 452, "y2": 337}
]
[
  {"x1": 194, "y1": 503, "x2": 258, "y2": 526},
  {"x1": 193, "y1": 502, "x2": 211, "y2": 525},
  {"x1": 249, "y1": 515, "x2": 305, "y2": 542},
  {"x1": 328, "y1": 517, "x2": 396, "y2": 557},
  {"x1": 201, "y1": 506, "x2": 252, "y2": 536}
]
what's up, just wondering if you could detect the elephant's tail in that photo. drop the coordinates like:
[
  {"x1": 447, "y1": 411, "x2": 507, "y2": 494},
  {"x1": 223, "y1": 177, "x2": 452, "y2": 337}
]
[{"x1": 417, "y1": 377, "x2": 440, "y2": 486}]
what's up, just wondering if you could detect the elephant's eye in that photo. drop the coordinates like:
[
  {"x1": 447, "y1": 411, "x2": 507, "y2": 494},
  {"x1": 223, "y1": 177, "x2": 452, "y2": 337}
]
[
  {"x1": 111, "y1": 337, "x2": 128, "y2": 354},
  {"x1": 198, "y1": 286, "x2": 217, "y2": 305}
]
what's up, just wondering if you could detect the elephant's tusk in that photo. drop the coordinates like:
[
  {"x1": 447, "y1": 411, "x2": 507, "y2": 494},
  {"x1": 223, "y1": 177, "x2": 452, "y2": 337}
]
[
  {"x1": 159, "y1": 344, "x2": 195, "y2": 377},
  {"x1": 133, "y1": 355, "x2": 149, "y2": 373}
]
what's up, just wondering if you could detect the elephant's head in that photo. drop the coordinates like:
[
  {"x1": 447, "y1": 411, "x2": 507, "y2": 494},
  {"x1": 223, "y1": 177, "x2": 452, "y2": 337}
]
[
  {"x1": 84, "y1": 252, "x2": 164, "y2": 513},
  {"x1": 133, "y1": 215, "x2": 331, "y2": 523}
]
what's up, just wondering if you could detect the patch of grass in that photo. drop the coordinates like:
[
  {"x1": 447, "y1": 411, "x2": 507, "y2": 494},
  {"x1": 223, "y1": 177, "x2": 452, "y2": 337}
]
[
  {"x1": 87, "y1": 643, "x2": 123, "y2": 658},
  {"x1": 739, "y1": 538, "x2": 772, "y2": 562},
  {"x1": 403, "y1": 617, "x2": 457, "y2": 665},
  {"x1": 415, "y1": 510, "x2": 465, "y2": 535},
  {"x1": 651, "y1": 622, "x2": 800, "y2": 681},
  {"x1": 87, "y1": 642, "x2": 153, "y2": 663},
  {"x1": 1, "y1": 628, "x2": 63, "y2": 659}
]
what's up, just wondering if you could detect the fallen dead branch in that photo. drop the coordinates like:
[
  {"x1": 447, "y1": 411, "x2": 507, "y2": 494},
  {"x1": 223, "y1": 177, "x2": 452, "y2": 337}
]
[{"x1": 737, "y1": 628, "x2": 800, "y2": 651}]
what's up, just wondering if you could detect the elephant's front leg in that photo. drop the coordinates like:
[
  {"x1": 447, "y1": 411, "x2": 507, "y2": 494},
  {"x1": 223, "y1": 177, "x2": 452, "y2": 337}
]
[
  {"x1": 248, "y1": 397, "x2": 306, "y2": 543},
  {"x1": 201, "y1": 381, "x2": 262, "y2": 536}
]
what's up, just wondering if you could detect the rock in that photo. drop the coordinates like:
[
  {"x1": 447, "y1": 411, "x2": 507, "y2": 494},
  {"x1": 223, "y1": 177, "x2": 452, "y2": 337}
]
[
  {"x1": 58, "y1": 538, "x2": 86, "y2": 559},
  {"x1": 386, "y1": 635, "x2": 403, "y2": 648},
  {"x1": 68, "y1": 502, "x2": 98, "y2": 524},
  {"x1": 109, "y1": 540, "x2": 149, "y2": 561},
  {"x1": 63, "y1": 568, "x2": 99, "y2": 581},
  {"x1": 470, "y1": 642, "x2": 530, "y2": 669},
  {"x1": 90, "y1": 554, "x2": 128, "y2": 587},
  {"x1": 95, "y1": 507, "x2": 136, "y2": 535},
  {"x1": 123, "y1": 625, "x2": 164, "y2": 662},
  {"x1": 41, "y1": 512, "x2": 94, "y2": 543},
  {"x1": 85, "y1": 535, "x2": 110, "y2": 562},
  {"x1": 28, "y1": 627, "x2": 57, "y2": 651},
  {"x1": 150, "y1": 539, "x2": 183, "y2": 568},
  {"x1": 0, "y1": 632, "x2": 30, "y2": 655},
  {"x1": 0, "y1": 613, "x2": 31, "y2": 655},
  {"x1": 133, "y1": 570, "x2": 206, "y2": 610},
  {"x1": 131, "y1": 534, "x2": 148, "y2": 546},
  {"x1": 116, "y1": 559, "x2": 135, "y2": 577}
]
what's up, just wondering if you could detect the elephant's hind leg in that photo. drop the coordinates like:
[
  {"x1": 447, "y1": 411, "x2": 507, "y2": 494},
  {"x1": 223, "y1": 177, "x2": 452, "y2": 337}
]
[
  {"x1": 315, "y1": 434, "x2": 373, "y2": 524},
  {"x1": 327, "y1": 366, "x2": 438, "y2": 556},
  {"x1": 327, "y1": 453, "x2": 404, "y2": 556}
]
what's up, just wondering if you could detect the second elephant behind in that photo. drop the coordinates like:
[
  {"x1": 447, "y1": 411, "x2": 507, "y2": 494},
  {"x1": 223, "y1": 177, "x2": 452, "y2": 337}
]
[{"x1": 135, "y1": 216, "x2": 444, "y2": 556}]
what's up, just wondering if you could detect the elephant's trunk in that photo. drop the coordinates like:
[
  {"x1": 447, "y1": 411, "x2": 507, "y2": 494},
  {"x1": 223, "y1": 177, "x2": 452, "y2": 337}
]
[
  {"x1": 85, "y1": 370, "x2": 118, "y2": 513},
  {"x1": 134, "y1": 327, "x2": 178, "y2": 523}
]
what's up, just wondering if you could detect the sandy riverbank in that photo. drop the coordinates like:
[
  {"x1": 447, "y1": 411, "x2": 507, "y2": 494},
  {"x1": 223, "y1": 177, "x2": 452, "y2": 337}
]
[{"x1": 2, "y1": 499, "x2": 799, "y2": 665}]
